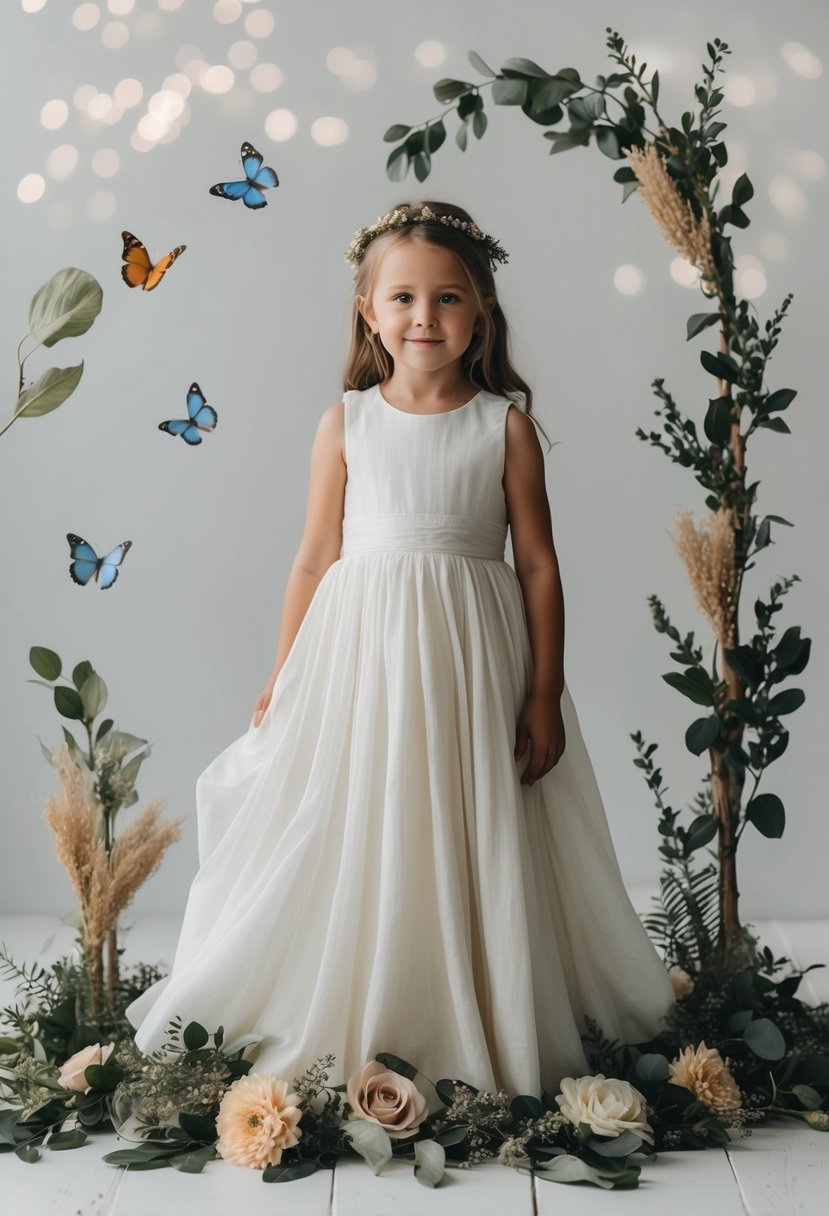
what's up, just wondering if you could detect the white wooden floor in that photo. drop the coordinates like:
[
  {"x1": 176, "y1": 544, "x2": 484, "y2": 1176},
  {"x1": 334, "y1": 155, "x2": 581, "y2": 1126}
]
[{"x1": 2, "y1": 900, "x2": 827, "y2": 1215}]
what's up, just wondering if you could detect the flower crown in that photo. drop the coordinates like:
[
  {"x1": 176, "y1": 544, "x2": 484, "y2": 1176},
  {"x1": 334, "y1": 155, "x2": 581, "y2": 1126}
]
[{"x1": 344, "y1": 204, "x2": 509, "y2": 272}]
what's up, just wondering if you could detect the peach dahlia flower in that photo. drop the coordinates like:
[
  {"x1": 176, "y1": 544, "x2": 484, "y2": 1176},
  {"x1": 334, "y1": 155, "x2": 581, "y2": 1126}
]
[{"x1": 215, "y1": 1072, "x2": 303, "y2": 1169}]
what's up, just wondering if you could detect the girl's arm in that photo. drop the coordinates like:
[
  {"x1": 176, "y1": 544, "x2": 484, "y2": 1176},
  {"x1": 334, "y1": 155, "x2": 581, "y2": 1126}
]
[
  {"x1": 258, "y1": 403, "x2": 346, "y2": 703},
  {"x1": 502, "y1": 404, "x2": 564, "y2": 701}
]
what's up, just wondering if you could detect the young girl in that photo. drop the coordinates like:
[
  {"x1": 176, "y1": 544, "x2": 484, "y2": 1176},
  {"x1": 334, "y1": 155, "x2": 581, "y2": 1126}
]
[{"x1": 126, "y1": 200, "x2": 676, "y2": 1098}]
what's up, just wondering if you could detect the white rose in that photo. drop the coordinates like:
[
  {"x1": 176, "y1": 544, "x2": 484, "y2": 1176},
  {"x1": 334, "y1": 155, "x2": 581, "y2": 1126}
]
[
  {"x1": 555, "y1": 1073, "x2": 654, "y2": 1145},
  {"x1": 57, "y1": 1042, "x2": 115, "y2": 1094}
]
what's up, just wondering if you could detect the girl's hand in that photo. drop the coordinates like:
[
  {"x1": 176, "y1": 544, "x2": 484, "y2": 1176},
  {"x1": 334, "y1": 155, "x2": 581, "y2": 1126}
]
[
  {"x1": 514, "y1": 693, "x2": 566, "y2": 785},
  {"x1": 251, "y1": 682, "x2": 275, "y2": 728}
]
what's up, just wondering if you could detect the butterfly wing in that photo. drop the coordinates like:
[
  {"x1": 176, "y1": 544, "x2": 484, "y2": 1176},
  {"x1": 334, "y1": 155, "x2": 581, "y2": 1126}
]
[
  {"x1": 186, "y1": 382, "x2": 218, "y2": 430},
  {"x1": 209, "y1": 179, "x2": 251, "y2": 201},
  {"x1": 120, "y1": 231, "x2": 152, "y2": 288},
  {"x1": 159, "y1": 419, "x2": 203, "y2": 444},
  {"x1": 241, "y1": 141, "x2": 278, "y2": 188},
  {"x1": 67, "y1": 533, "x2": 100, "y2": 586},
  {"x1": 241, "y1": 184, "x2": 268, "y2": 210},
  {"x1": 144, "y1": 244, "x2": 186, "y2": 291},
  {"x1": 97, "y1": 541, "x2": 132, "y2": 590}
]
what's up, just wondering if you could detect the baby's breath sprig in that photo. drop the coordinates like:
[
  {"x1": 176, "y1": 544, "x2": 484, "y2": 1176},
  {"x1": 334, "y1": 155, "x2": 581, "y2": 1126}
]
[{"x1": 345, "y1": 204, "x2": 509, "y2": 271}]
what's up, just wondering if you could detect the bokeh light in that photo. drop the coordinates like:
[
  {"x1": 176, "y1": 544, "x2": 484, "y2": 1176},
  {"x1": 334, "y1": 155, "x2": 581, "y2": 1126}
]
[
  {"x1": 73, "y1": 83, "x2": 98, "y2": 110},
  {"x1": 107, "y1": 0, "x2": 134, "y2": 13},
  {"x1": 669, "y1": 258, "x2": 700, "y2": 288},
  {"x1": 264, "y1": 108, "x2": 298, "y2": 141},
  {"x1": 72, "y1": 3, "x2": 100, "y2": 31},
  {"x1": 40, "y1": 99, "x2": 69, "y2": 129},
  {"x1": 201, "y1": 65, "x2": 235, "y2": 93},
  {"x1": 213, "y1": 0, "x2": 242, "y2": 22},
  {"x1": 22, "y1": 0, "x2": 49, "y2": 12},
  {"x1": 781, "y1": 41, "x2": 822, "y2": 79},
  {"x1": 229, "y1": 40, "x2": 257, "y2": 68},
  {"x1": 613, "y1": 264, "x2": 644, "y2": 296},
  {"x1": 250, "y1": 62, "x2": 282, "y2": 92},
  {"x1": 415, "y1": 41, "x2": 447, "y2": 69},
  {"x1": 101, "y1": 20, "x2": 129, "y2": 48},
  {"x1": 87, "y1": 190, "x2": 117, "y2": 222},
  {"x1": 114, "y1": 77, "x2": 143, "y2": 107},
  {"x1": 245, "y1": 8, "x2": 274, "y2": 37},
  {"x1": 790, "y1": 149, "x2": 825, "y2": 179},
  {"x1": 723, "y1": 75, "x2": 756, "y2": 107},
  {"x1": 92, "y1": 147, "x2": 120, "y2": 176},
  {"x1": 135, "y1": 10, "x2": 163, "y2": 35},
  {"x1": 46, "y1": 144, "x2": 80, "y2": 180},
  {"x1": 17, "y1": 174, "x2": 46, "y2": 203},
  {"x1": 734, "y1": 254, "x2": 767, "y2": 299},
  {"x1": 310, "y1": 116, "x2": 348, "y2": 146},
  {"x1": 768, "y1": 175, "x2": 807, "y2": 217}
]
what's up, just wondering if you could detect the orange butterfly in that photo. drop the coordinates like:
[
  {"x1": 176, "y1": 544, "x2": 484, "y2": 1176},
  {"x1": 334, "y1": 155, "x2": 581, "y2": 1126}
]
[{"x1": 120, "y1": 230, "x2": 187, "y2": 291}]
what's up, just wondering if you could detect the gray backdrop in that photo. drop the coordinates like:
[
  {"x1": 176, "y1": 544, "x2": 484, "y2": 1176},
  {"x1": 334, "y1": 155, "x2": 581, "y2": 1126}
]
[{"x1": 2, "y1": 0, "x2": 827, "y2": 922}]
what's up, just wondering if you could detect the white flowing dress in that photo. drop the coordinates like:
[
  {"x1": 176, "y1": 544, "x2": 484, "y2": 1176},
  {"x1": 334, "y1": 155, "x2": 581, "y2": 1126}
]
[{"x1": 126, "y1": 383, "x2": 676, "y2": 1097}]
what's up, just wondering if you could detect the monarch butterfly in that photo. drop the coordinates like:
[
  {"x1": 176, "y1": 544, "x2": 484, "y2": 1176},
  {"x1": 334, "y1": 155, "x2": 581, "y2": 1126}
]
[
  {"x1": 120, "y1": 230, "x2": 187, "y2": 290},
  {"x1": 209, "y1": 141, "x2": 279, "y2": 209},
  {"x1": 66, "y1": 534, "x2": 133, "y2": 589},
  {"x1": 159, "y1": 382, "x2": 218, "y2": 445}
]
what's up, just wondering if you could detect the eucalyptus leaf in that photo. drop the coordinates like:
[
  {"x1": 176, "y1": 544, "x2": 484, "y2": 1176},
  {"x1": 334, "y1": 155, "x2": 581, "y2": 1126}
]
[
  {"x1": 532, "y1": 1152, "x2": 618, "y2": 1188},
  {"x1": 80, "y1": 672, "x2": 107, "y2": 720},
  {"x1": 15, "y1": 362, "x2": 84, "y2": 418},
  {"x1": 26, "y1": 267, "x2": 103, "y2": 349},
  {"x1": 29, "y1": 646, "x2": 61, "y2": 680},
  {"x1": 413, "y1": 1137, "x2": 445, "y2": 1186},
  {"x1": 340, "y1": 1118, "x2": 393, "y2": 1175}
]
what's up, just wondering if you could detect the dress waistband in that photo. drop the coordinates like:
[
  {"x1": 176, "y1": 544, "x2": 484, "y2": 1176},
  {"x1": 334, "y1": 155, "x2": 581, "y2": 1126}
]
[{"x1": 341, "y1": 513, "x2": 507, "y2": 560}]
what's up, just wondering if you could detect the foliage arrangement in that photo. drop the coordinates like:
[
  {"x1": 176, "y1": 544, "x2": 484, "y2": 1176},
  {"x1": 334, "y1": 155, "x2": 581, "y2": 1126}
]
[
  {"x1": 4, "y1": 267, "x2": 102, "y2": 440},
  {"x1": 380, "y1": 30, "x2": 812, "y2": 974},
  {"x1": 28, "y1": 645, "x2": 182, "y2": 1023}
]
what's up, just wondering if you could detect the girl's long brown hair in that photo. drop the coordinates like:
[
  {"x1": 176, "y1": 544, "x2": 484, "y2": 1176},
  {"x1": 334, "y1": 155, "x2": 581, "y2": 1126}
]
[{"x1": 342, "y1": 199, "x2": 552, "y2": 450}]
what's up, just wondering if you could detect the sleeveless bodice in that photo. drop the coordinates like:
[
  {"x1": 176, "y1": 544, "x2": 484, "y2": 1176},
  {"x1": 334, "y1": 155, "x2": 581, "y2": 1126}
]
[{"x1": 340, "y1": 384, "x2": 512, "y2": 561}]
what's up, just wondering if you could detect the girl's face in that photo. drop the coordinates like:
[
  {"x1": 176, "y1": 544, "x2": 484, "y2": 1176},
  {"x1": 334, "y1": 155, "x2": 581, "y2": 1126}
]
[{"x1": 358, "y1": 239, "x2": 484, "y2": 377}]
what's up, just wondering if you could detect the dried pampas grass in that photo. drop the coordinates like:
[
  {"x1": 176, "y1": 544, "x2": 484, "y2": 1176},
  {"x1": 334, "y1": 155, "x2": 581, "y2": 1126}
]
[
  {"x1": 673, "y1": 506, "x2": 739, "y2": 648},
  {"x1": 623, "y1": 141, "x2": 717, "y2": 283}
]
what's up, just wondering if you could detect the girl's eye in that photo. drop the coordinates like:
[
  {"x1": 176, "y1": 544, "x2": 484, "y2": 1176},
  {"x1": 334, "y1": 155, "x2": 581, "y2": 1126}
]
[{"x1": 392, "y1": 293, "x2": 460, "y2": 304}]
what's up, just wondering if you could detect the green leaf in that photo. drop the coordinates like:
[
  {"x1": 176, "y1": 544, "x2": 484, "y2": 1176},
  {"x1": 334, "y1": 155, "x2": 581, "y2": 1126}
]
[
  {"x1": 468, "y1": 50, "x2": 496, "y2": 77},
  {"x1": 15, "y1": 1143, "x2": 42, "y2": 1163},
  {"x1": 83, "y1": 1062, "x2": 124, "y2": 1091},
  {"x1": 0, "y1": 1108, "x2": 25, "y2": 1146},
  {"x1": 700, "y1": 349, "x2": 740, "y2": 383},
  {"x1": 182, "y1": 1022, "x2": 209, "y2": 1051},
  {"x1": 662, "y1": 668, "x2": 715, "y2": 707},
  {"x1": 687, "y1": 814, "x2": 719, "y2": 850},
  {"x1": 492, "y1": 77, "x2": 528, "y2": 105},
  {"x1": 382, "y1": 124, "x2": 412, "y2": 142},
  {"x1": 745, "y1": 793, "x2": 785, "y2": 838},
  {"x1": 48, "y1": 1129, "x2": 88, "y2": 1151},
  {"x1": 71, "y1": 660, "x2": 94, "y2": 691},
  {"x1": 761, "y1": 388, "x2": 797, "y2": 414},
  {"x1": 687, "y1": 312, "x2": 721, "y2": 340},
  {"x1": 386, "y1": 144, "x2": 409, "y2": 182},
  {"x1": 633, "y1": 1053, "x2": 670, "y2": 1085},
  {"x1": 413, "y1": 1137, "x2": 445, "y2": 1187},
  {"x1": 768, "y1": 688, "x2": 805, "y2": 716},
  {"x1": 54, "y1": 685, "x2": 84, "y2": 720},
  {"x1": 262, "y1": 1159, "x2": 321, "y2": 1182},
  {"x1": 80, "y1": 672, "x2": 107, "y2": 720},
  {"x1": 757, "y1": 416, "x2": 791, "y2": 433},
  {"x1": 532, "y1": 1153, "x2": 619, "y2": 1188},
  {"x1": 595, "y1": 126, "x2": 620, "y2": 158},
  {"x1": 791, "y1": 1084, "x2": 823, "y2": 1110},
  {"x1": 16, "y1": 362, "x2": 84, "y2": 418},
  {"x1": 30, "y1": 646, "x2": 61, "y2": 680},
  {"x1": 732, "y1": 172, "x2": 754, "y2": 206},
  {"x1": 103, "y1": 1144, "x2": 183, "y2": 1165},
  {"x1": 511, "y1": 1093, "x2": 545, "y2": 1120},
  {"x1": 704, "y1": 395, "x2": 733, "y2": 444},
  {"x1": 373, "y1": 1052, "x2": 419, "y2": 1080},
  {"x1": 744, "y1": 1017, "x2": 786, "y2": 1061},
  {"x1": 168, "y1": 1145, "x2": 216, "y2": 1173},
  {"x1": 432, "y1": 77, "x2": 471, "y2": 103},
  {"x1": 340, "y1": 1118, "x2": 393, "y2": 1175},
  {"x1": 26, "y1": 267, "x2": 103, "y2": 350},
  {"x1": 685, "y1": 715, "x2": 720, "y2": 755},
  {"x1": 178, "y1": 1112, "x2": 217, "y2": 1143},
  {"x1": 501, "y1": 57, "x2": 551, "y2": 79},
  {"x1": 587, "y1": 1129, "x2": 643, "y2": 1157}
]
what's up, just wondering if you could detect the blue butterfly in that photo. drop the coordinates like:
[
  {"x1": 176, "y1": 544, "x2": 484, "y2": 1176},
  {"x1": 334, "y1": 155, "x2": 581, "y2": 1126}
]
[
  {"x1": 67, "y1": 534, "x2": 132, "y2": 589},
  {"x1": 159, "y1": 382, "x2": 218, "y2": 445},
  {"x1": 209, "y1": 141, "x2": 279, "y2": 209}
]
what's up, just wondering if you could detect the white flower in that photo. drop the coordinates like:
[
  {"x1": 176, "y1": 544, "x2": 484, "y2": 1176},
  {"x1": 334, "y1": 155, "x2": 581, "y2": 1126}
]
[{"x1": 555, "y1": 1073, "x2": 654, "y2": 1144}]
